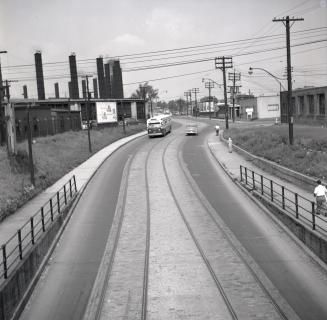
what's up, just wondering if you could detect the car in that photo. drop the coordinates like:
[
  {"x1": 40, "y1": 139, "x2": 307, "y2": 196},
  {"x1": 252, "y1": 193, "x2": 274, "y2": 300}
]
[{"x1": 185, "y1": 123, "x2": 198, "y2": 135}]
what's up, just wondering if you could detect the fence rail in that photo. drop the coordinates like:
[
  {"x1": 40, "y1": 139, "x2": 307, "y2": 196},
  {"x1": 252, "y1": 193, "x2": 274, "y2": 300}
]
[
  {"x1": 240, "y1": 165, "x2": 327, "y2": 234},
  {"x1": 0, "y1": 176, "x2": 77, "y2": 281}
]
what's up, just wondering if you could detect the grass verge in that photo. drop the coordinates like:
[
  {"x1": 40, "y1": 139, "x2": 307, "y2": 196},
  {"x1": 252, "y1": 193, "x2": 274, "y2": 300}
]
[
  {"x1": 223, "y1": 123, "x2": 327, "y2": 179},
  {"x1": 0, "y1": 124, "x2": 146, "y2": 221}
]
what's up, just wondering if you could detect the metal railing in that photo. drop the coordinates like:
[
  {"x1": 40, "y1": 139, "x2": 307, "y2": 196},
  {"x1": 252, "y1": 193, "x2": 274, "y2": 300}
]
[
  {"x1": 0, "y1": 176, "x2": 77, "y2": 281},
  {"x1": 240, "y1": 165, "x2": 327, "y2": 234}
]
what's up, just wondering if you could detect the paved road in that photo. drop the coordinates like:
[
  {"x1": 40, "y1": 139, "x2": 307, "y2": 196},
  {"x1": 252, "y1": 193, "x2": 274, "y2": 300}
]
[{"x1": 19, "y1": 119, "x2": 327, "y2": 320}]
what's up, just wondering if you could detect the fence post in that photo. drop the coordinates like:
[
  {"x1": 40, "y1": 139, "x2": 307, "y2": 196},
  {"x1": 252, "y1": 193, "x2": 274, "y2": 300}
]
[
  {"x1": 41, "y1": 207, "x2": 45, "y2": 232},
  {"x1": 261, "y1": 175, "x2": 264, "y2": 195},
  {"x1": 295, "y1": 193, "x2": 299, "y2": 219},
  {"x1": 18, "y1": 229, "x2": 23, "y2": 259},
  {"x1": 282, "y1": 186, "x2": 285, "y2": 209},
  {"x1": 30, "y1": 217, "x2": 35, "y2": 245},
  {"x1": 64, "y1": 185, "x2": 67, "y2": 205},
  {"x1": 312, "y1": 202, "x2": 316, "y2": 230},
  {"x1": 252, "y1": 171, "x2": 255, "y2": 189},
  {"x1": 2, "y1": 245, "x2": 7, "y2": 279},
  {"x1": 245, "y1": 167, "x2": 248, "y2": 185},
  {"x1": 73, "y1": 175, "x2": 77, "y2": 193},
  {"x1": 69, "y1": 179, "x2": 72, "y2": 198},
  {"x1": 270, "y1": 180, "x2": 273, "y2": 202},
  {"x1": 240, "y1": 166, "x2": 243, "y2": 182},
  {"x1": 50, "y1": 198, "x2": 54, "y2": 221},
  {"x1": 57, "y1": 191, "x2": 61, "y2": 214}
]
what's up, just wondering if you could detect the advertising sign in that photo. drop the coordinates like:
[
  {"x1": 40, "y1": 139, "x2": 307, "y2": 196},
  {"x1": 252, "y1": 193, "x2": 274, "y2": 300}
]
[{"x1": 96, "y1": 102, "x2": 117, "y2": 123}]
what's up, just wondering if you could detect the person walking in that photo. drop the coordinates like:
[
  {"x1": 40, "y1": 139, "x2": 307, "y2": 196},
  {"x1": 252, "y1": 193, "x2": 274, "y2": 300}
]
[
  {"x1": 314, "y1": 180, "x2": 327, "y2": 216},
  {"x1": 215, "y1": 124, "x2": 220, "y2": 136}
]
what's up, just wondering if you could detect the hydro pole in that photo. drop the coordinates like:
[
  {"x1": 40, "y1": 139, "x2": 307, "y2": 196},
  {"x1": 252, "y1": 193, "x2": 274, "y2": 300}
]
[
  {"x1": 215, "y1": 56, "x2": 233, "y2": 129},
  {"x1": 228, "y1": 70, "x2": 241, "y2": 123},
  {"x1": 273, "y1": 15, "x2": 303, "y2": 145},
  {"x1": 204, "y1": 81, "x2": 214, "y2": 119}
]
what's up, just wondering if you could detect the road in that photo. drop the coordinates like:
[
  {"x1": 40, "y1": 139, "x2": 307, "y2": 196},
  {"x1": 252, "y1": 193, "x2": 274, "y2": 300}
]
[{"x1": 19, "y1": 119, "x2": 327, "y2": 320}]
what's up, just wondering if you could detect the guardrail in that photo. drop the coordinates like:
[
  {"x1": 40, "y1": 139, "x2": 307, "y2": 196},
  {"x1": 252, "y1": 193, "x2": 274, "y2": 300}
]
[
  {"x1": 0, "y1": 176, "x2": 77, "y2": 281},
  {"x1": 240, "y1": 165, "x2": 327, "y2": 234}
]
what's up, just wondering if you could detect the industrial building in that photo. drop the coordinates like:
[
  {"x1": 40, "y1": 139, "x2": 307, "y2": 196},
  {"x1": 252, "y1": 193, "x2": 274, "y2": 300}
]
[{"x1": 280, "y1": 86, "x2": 327, "y2": 125}]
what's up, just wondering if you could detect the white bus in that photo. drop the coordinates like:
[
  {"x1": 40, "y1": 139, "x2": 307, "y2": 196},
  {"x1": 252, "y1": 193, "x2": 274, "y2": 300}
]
[{"x1": 147, "y1": 114, "x2": 172, "y2": 137}]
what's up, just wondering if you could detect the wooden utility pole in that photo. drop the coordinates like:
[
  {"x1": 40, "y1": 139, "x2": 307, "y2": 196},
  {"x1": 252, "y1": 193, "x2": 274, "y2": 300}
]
[
  {"x1": 273, "y1": 16, "x2": 303, "y2": 145},
  {"x1": 27, "y1": 103, "x2": 35, "y2": 186},
  {"x1": 215, "y1": 57, "x2": 233, "y2": 129},
  {"x1": 204, "y1": 81, "x2": 214, "y2": 120},
  {"x1": 228, "y1": 70, "x2": 241, "y2": 123},
  {"x1": 83, "y1": 75, "x2": 92, "y2": 153},
  {"x1": 192, "y1": 88, "x2": 199, "y2": 117}
]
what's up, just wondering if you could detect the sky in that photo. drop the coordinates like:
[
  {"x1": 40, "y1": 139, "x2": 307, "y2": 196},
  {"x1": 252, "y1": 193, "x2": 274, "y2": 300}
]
[{"x1": 0, "y1": 0, "x2": 326, "y2": 102}]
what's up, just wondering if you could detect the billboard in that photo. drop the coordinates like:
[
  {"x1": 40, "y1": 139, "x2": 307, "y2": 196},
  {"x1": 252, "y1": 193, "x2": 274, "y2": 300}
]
[{"x1": 96, "y1": 102, "x2": 117, "y2": 123}]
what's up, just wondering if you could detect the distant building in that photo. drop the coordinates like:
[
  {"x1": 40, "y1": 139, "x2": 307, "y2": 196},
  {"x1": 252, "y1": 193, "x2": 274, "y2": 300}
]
[
  {"x1": 280, "y1": 86, "x2": 327, "y2": 125},
  {"x1": 237, "y1": 95, "x2": 280, "y2": 120}
]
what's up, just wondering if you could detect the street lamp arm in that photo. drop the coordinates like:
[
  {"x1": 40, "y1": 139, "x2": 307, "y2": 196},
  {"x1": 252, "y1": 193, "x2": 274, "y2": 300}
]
[
  {"x1": 249, "y1": 67, "x2": 286, "y2": 90},
  {"x1": 202, "y1": 77, "x2": 222, "y2": 88}
]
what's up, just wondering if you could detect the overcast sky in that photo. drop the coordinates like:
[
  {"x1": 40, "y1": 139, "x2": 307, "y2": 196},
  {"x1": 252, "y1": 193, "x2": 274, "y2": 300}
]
[{"x1": 0, "y1": 0, "x2": 326, "y2": 101}]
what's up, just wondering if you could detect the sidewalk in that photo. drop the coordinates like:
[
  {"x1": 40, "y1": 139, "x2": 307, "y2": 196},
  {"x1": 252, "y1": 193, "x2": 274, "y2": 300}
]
[
  {"x1": 0, "y1": 128, "x2": 323, "y2": 249},
  {"x1": 0, "y1": 132, "x2": 147, "y2": 248},
  {"x1": 207, "y1": 132, "x2": 327, "y2": 236}
]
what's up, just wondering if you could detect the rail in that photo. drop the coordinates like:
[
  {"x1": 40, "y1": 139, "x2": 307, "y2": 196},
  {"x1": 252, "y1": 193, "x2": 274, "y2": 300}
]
[
  {"x1": 240, "y1": 166, "x2": 327, "y2": 234},
  {"x1": 0, "y1": 176, "x2": 77, "y2": 281}
]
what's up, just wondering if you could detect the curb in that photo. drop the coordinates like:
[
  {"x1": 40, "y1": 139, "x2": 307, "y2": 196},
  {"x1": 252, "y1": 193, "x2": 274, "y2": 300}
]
[
  {"x1": 206, "y1": 135, "x2": 327, "y2": 272},
  {"x1": 9, "y1": 130, "x2": 147, "y2": 320}
]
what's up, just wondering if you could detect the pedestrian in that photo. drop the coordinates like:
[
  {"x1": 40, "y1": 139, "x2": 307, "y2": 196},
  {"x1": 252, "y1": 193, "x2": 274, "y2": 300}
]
[
  {"x1": 215, "y1": 124, "x2": 220, "y2": 136},
  {"x1": 314, "y1": 180, "x2": 327, "y2": 216}
]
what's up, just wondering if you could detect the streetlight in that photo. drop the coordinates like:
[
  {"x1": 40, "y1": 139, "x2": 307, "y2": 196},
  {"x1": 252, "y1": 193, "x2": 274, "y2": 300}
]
[
  {"x1": 248, "y1": 66, "x2": 286, "y2": 115},
  {"x1": 248, "y1": 67, "x2": 286, "y2": 92}
]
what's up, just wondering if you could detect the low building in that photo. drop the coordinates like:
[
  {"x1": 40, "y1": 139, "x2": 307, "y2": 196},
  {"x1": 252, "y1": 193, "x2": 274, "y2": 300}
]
[
  {"x1": 10, "y1": 97, "x2": 147, "y2": 141},
  {"x1": 280, "y1": 86, "x2": 327, "y2": 125},
  {"x1": 237, "y1": 95, "x2": 280, "y2": 120}
]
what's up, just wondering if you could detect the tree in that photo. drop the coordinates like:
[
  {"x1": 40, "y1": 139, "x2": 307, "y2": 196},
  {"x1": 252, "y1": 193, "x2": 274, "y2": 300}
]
[{"x1": 131, "y1": 82, "x2": 159, "y2": 101}]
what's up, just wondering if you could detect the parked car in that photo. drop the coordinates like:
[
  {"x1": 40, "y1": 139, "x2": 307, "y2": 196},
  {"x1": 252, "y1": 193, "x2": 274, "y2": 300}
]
[{"x1": 185, "y1": 123, "x2": 198, "y2": 135}]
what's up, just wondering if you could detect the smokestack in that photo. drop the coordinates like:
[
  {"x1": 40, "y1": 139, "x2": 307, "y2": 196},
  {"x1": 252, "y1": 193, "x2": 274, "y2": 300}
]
[
  {"x1": 96, "y1": 57, "x2": 106, "y2": 99},
  {"x1": 34, "y1": 51, "x2": 45, "y2": 100},
  {"x1": 112, "y1": 60, "x2": 124, "y2": 98},
  {"x1": 104, "y1": 62, "x2": 111, "y2": 98},
  {"x1": 82, "y1": 80, "x2": 86, "y2": 98},
  {"x1": 68, "y1": 81, "x2": 72, "y2": 98},
  {"x1": 54, "y1": 83, "x2": 59, "y2": 98},
  {"x1": 69, "y1": 53, "x2": 79, "y2": 99},
  {"x1": 93, "y1": 78, "x2": 98, "y2": 99},
  {"x1": 23, "y1": 85, "x2": 28, "y2": 99}
]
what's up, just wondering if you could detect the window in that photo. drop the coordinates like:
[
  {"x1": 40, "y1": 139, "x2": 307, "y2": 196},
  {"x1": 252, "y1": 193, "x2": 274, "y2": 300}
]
[
  {"x1": 318, "y1": 94, "x2": 325, "y2": 115},
  {"x1": 298, "y1": 96, "x2": 304, "y2": 115},
  {"x1": 308, "y1": 95, "x2": 314, "y2": 115}
]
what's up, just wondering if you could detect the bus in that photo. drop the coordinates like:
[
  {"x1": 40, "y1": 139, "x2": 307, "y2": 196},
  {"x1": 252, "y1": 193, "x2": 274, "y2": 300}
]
[{"x1": 147, "y1": 114, "x2": 172, "y2": 137}]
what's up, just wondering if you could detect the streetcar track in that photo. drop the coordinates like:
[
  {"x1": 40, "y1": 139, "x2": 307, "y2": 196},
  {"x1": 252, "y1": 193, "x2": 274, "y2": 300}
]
[
  {"x1": 161, "y1": 138, "x2": 239, "y2": 320},
  {"x1": 175, "y1": 137, "x2": 295, "y2": 320},
  {"x1": 83, "y1": 155, "x2": 134, "y2": 320},
  {"x1": 142, "y1": 132, "x2": 179, "y2": 320}
]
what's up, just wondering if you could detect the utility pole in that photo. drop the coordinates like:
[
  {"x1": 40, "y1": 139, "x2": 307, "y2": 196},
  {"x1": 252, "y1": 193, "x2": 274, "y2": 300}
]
[
  {"x1": 83, "y1": 75, "x2": 92, "y2": 153},
  {"x1": 192, "y1": 88, "x2": 199, "y2": 117},
  {"x1": 188, "y1": 90, "x2": 192, "y2": 116},
  {"x1": 0, "y1": 50, "x2": 7, "y2": 146},
  {"x1": 228, "y1": 70, "x2": 241, "y2": 123},
  {"x1": 27, "y1": 103, "x2": 35, "y2": 186},
  {"x1": 215, "y1": 56, "x2": 233, "y2": 129},
  {"x1": 273, "y1": 15, "x2": 303, "y2": 145},
  {"x1": 184, "y1": 91, "x2": 189, "y2": 116},
  {"x1": 204, "y1": 81, "x2": 214, "y2": 120}
]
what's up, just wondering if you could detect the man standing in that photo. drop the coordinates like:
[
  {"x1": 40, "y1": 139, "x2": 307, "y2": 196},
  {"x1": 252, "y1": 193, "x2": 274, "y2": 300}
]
[
  {"x1": 314, "y1": 180, "x2": 327, "y2": 216},
  {"x1": 215, "y1": 124, "x2": 220, "y2": 136}
]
